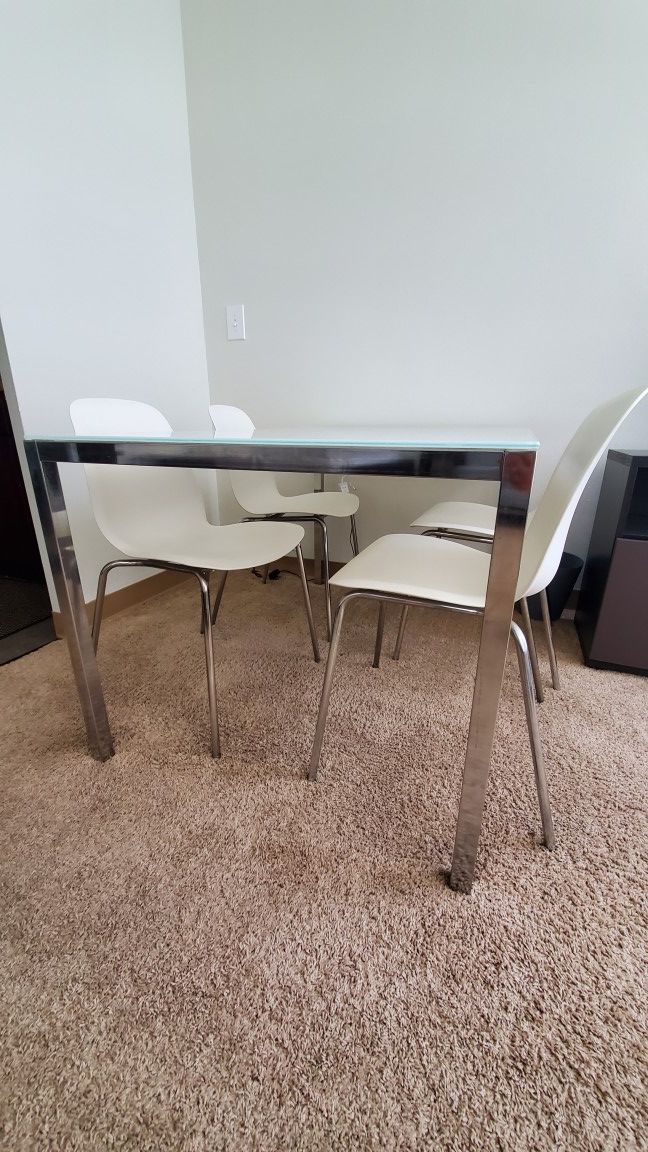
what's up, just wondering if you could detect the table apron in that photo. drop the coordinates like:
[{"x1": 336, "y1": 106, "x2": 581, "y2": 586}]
[{"x1": 31, "y1": 439, "x2": 506, "y2": 482}]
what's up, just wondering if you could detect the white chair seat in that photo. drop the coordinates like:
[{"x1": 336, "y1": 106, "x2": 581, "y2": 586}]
[
  {"x1": 259, "y1": 489, "x2": 360, "y2": 518},
  {"x1": 330, "y1": 532, "x2": 491, "y2": 609},
  {"x1": 411, "y1": 500, "x2": 496, "y2": 536},
  {"x1": 104, "y1": 519, "x2": 304, "y2": 573}
]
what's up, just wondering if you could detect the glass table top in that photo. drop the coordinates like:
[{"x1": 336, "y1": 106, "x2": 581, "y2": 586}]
[{"x1": 31, "y1": 424, "x2": 539, "y2": 451}]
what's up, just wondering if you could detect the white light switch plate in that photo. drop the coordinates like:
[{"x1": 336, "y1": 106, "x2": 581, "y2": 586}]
[{"x1": 226, "y1": 304, "x2": 245, "y2": 340}]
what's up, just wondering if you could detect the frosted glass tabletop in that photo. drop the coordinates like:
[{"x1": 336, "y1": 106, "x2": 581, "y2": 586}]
[
  {"x1": 252, "y1": 426, "x2": 538, "y2": 450},
  {"x1": 35, "y1": 424, "x2": 539, "y2": 451}
]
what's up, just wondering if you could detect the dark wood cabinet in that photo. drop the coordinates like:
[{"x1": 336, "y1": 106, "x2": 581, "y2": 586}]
[
  {"x1": 0, "y1": 390, "x2": 47, "y2": 582},
  {"x1": 576, "y1": 450, "x2": 648, "y2": 675}
]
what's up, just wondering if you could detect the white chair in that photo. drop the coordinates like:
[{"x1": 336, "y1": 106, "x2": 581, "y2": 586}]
[
  {"x1": 209, "y1": 404, "x2": 361, "y2": 638},
  {"x1": 70, "y1": 398, "x2": 320, "y2": 758},
  {"x1": 307, "y1": 387, "x2": 648, "y2": 854}
]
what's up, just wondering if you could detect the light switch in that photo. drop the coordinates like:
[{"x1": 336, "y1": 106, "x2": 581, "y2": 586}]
[{"x1": 226, "y1": 304, "x2": 246, "y2": 340}]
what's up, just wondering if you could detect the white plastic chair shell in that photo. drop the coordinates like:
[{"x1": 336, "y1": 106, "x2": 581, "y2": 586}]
[
  {"x1": 336, "y1": 387, "x2": 647, "y2": 604},
  {"x1": 70, "y1": 398, "x2": 320, "y2": 757},
  {"x1": 411, "y1": 501, "x2": 497, "y2": 537},
  {"x1": 307, "y1": 386, "x2": 648, "y2": 851},
  {"x1": 70, "y1": 399, "x2": 303, "y2": 569},
  {"x1": 209, "y1": 403, "x2": 359, "y2": 517}
]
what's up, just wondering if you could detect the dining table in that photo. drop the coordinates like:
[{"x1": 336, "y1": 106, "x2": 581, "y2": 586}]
[{"x1": 24, "y1": 423, "x2": 538, "y2": 894}]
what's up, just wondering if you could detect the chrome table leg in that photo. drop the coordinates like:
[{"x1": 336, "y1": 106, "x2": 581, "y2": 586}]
[
  {"x1": 26, "y1": 446, "x2": 114, "y2": 761},
  {"x1": 449, "y1": 450, "x2": 535, "y2": 893},
  {"x1": 350, "y1": 513, "x2": 359, "y2": 556}
]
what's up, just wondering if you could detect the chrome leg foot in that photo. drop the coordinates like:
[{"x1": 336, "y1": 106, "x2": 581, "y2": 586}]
[
  {"x1": 511, "y1": 621, "x2": 556, "y2": 850},
  {"x1": 520, "y1": 597, "x2": 544, "y2": 704},
  {"x1": 392, "y1": 604, "x2": 409, "y2": 661},
  {"x1": 295, "y1": 544, "x2": 320, "y2": 663},
  {"x1": 540, "y1": 587, "x2": 560, "y2": 691},
  {"x1": 307, "y1": 595, "x2": 351, "y2": 781},
  {"x1": 373, "y1": 602, "x2": 386, "y2": 668}
]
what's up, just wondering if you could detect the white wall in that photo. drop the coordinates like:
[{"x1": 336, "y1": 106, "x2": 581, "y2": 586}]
[
  {"x1": 0, "y1": 0, "x2": 211, "y2": 602},
  {"x1": 182, "y1": 0, "x2": 648, "y2": 562}
]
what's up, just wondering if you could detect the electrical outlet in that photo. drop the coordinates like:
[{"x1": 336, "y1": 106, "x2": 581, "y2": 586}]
[{"x1": 226, "y1": 304, "x2": 245, "y2": 340}]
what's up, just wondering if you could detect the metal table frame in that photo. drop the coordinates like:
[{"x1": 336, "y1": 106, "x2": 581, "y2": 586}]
[{"x1": 24, "y1": 434, "x2": 536, "y2": 894}]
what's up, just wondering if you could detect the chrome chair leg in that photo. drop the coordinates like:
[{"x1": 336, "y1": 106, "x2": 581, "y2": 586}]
[
  {"x1": 510, "y1": 621, "x2": 555, "y2": 850},
  {"x1": 350, "y1": 514, "x2": 359, "y2": 556},
  {"x1": 242, "y1": 512, "x2": 333, "y2": 639},
  {"x1": 92, "y1": 558, "x2": 146, "y2": 652},
  {"x1": 313, "y1": 514, "x2": 332, "y2": 641},
  {"x1": 210, "y1": 571, "x2": 228, "y2": 626},
  {"x1": 392, "y1": 604, "x2": 409, "y2": 662},
  {"x1": 308, "y1": 593, "x2": 355, "y2": 781},
  {"x1": 373, "y1": 602, "x2": 386, "y2": 668},
  {"x1": 200, "y1": 571, "x2": 228, "y2": 633},
  {"x1": 540, "y1": 587, "x2": 560, "y2": 691},
  {"x1": 313, "y1": 479, "x2": 325, "y2": 584},
  {"x1": 295, "y1": 544, "x2": 320, "y2": 663},
  {"x1": 92, "y1": 557, "x2": 220, "y2": 758},
  {"x1": 519, "y1": 597, "x2": 544, "y2": 704},
  {"x1": 92, "y1": 563, "x2": 112, "y2": 652},
  {"x1": 307, "y1": 588, "x2": 556, "y2": 848},
  {"x1": 196, "y1": 570, "x2": 220, "y2": 759}
]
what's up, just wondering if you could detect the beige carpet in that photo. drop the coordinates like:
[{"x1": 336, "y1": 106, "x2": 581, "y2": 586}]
[{"x1": 1, "y1": 571, "x2": 646, "y2": 1151}]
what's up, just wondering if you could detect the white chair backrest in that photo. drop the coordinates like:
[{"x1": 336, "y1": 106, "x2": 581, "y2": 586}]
[
  {"x1": 208, "y1": 404, "x2": 255, "y2": 438},
  {"x1": 208, "y1": 402, "x2": 284, "y2": 513},
  {"x1": 70, "y1": 398, "x2": 206, "y2": 554},
  {"x1": 518, "y1": 386, "x2": 647, "y2": 598},
  {"x1": 70, "y1": 397, "x2": 173, "y2": 438}
]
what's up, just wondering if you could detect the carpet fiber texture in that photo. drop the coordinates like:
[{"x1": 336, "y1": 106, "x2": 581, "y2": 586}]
[{"x1": 1, "y1": 572, "x2": 646, "y2": 1151}]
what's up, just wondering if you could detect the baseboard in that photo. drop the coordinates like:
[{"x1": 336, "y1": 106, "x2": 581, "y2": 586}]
[{"x1": 52, "y1": 569, "x2": 191, "y2": 639}]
